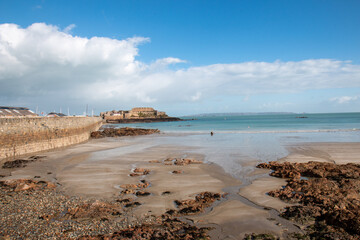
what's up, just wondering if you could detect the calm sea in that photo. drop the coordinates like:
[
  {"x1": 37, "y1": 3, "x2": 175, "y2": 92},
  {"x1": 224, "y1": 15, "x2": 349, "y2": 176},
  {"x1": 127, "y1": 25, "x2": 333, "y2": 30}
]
[
  {"x1": 113, "y1": 112, "x2": 360, "y2": 133},
  {"x1": 109, "y1": 112, "x2": 360, "y2": 178}
]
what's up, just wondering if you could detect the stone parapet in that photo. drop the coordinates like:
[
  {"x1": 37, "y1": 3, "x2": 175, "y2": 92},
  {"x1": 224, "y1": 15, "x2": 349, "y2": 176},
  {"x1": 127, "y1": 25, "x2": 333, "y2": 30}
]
[{"x1": 0, "y1": 117, "x2": 102, "y2": 160}]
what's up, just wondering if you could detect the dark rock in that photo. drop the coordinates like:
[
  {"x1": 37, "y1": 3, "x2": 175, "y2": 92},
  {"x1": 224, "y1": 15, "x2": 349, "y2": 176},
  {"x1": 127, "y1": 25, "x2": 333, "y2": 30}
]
[
  {"x1": 258, "y1": 161, "x2": 360, "y2": 239},
  {"x1": 116, "y1": 198, "x2": 132, "y2": 204},
  {"x1": 125, "y1": 202, "x2": 141, "y2": 208},
  {"x1": 135, "y1": 191, "x2": 150, "y2": 197},
  {"x1": 170, "y1": 192, "x2": 222, "y2": 216},
  {"x1": 244, "y1": 233, "x2": 279, "y2": 240},
  {"x1": 120, "y1": 180, "x2": 150, "y2": 195},
  {"x1": 2, "y1": 159, "x2": 35, "y2": 169},
  {"x1": 91, "y1": 127, "x2": 160, "y2": 139}
]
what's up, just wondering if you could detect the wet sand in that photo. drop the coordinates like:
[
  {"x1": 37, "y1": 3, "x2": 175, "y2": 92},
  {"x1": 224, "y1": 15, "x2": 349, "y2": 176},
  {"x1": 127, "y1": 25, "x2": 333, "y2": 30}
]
[
  {"x1": 237, "y1": 142, "x2": 360, "y2": 237},
  {"x1": 1, "y1": 135, "x2": 360, "y2": 239}
]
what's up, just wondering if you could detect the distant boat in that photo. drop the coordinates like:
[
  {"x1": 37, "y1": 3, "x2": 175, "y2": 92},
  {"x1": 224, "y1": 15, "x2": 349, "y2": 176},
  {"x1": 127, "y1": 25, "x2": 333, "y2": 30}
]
[{"x1": 296, "y1": 116, "x2": 308, "y2": 118}]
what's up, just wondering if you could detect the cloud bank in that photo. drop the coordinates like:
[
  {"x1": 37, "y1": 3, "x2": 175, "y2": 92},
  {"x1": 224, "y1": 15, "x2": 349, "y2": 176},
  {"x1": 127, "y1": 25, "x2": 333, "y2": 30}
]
[
  {"x1": 330, "y1": 96, "x2": 359, "y2": 104},
  {"x1": 1, "y1": 23, "x2": 360, "y2": 112}
]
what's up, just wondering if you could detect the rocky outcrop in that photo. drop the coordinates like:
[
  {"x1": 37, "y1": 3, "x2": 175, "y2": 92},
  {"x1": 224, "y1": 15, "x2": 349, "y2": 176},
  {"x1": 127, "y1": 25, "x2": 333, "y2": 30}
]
[
  {"x1": 106, "y1": 117, "x2": 182, "y2": 124},
  {"x1": 91, "y1": 127, "x2": 160, "y2": 138},
  {"x1": 167, "y1": 192, "x2": 223, "y2": 216},
  {"x1": 257, "y1": 161, "x2": 360, "y2": 239},
  {"x1": 257, "y1": 161, "x2": 360, "y2": 180}
]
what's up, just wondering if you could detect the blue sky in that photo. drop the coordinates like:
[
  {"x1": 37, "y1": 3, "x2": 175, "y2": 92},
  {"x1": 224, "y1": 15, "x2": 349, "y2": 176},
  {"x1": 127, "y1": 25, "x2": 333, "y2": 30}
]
[{"x1": 0, "y1": 0, "x2": 360, "y2": 116}]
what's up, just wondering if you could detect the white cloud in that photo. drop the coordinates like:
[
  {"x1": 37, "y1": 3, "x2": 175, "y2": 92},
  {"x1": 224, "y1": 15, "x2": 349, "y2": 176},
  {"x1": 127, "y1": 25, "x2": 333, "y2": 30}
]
[
  {"x1": 63, "y1": 24, "x2": 76, "y2": 34},
  {"x1": 330, "y1": 96, "x2": 359, "y2": 104},
  {"x1": 1, "y1": 23, "x2": 360, "y2": 113},
  {"x1": 191, "y1": 91, "x2": 202, "y2": 101}
]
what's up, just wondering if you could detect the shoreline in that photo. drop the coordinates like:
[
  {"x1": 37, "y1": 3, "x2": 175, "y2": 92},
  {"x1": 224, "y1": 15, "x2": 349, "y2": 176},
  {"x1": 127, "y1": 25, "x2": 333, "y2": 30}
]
[
  {"x1": 1, "y1": 134, "x2": 360, "y2": 239},
  {"x1": 105, "y1": 117, "x2": 183, "y2": 124}
]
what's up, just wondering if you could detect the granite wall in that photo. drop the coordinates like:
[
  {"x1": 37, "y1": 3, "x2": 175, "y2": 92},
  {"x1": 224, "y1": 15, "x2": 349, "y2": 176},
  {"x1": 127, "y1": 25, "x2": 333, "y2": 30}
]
[{"x1": 0, "y1": 117, "x2": 102, "y2": 160}]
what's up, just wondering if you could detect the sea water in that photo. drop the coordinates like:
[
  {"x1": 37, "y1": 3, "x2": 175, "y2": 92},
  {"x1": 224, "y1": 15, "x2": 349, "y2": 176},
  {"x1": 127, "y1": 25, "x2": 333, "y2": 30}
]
[
  {"x1": 112, "y1": 112, "x2": 360, "y2": 133},
  {"x1": 109, "y1": 112, "x2": 360, "y2": 178}
]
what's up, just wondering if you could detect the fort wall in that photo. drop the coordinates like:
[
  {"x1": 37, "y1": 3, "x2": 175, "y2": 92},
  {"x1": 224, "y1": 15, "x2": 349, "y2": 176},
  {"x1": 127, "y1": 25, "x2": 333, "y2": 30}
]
[{"x1": 0, "y1": 117, "x2": 102, "y2": 160}]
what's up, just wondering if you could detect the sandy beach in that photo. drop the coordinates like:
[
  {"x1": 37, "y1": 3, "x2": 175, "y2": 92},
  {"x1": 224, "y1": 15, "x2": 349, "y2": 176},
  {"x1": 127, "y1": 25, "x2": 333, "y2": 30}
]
[{"x1": 1, "y1": 133, "x2": 360, "y2": 239}]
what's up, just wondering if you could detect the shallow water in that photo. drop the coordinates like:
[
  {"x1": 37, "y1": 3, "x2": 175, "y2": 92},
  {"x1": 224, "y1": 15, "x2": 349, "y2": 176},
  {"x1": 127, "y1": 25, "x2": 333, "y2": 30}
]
[{"x1": 88, "y1": 129, "x2": 360, "y2": 180}]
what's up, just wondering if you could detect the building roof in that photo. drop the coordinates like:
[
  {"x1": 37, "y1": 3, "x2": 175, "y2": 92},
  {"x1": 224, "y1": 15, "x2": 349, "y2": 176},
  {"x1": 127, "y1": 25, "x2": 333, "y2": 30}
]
[{"x1": 0, "y1": 106, "x2": 37, "y2": 117}]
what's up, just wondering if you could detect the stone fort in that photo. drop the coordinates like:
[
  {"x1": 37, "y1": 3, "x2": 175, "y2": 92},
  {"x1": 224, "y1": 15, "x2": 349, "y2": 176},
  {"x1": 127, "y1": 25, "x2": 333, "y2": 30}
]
[{"x1": 100, "y1": 107, "x2": 167, "y2": 120}]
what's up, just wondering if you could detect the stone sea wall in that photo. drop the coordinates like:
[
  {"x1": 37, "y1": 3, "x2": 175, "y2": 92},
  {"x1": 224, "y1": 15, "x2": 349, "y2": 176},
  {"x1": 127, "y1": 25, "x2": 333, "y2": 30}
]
[{"x1": 0, "y1": 117, "x2": 102, "y2": 160}]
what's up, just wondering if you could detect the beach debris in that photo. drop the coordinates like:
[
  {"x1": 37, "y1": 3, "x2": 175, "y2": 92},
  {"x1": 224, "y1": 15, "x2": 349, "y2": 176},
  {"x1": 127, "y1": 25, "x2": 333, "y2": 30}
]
[
  {"x1": 163, "y1": 158, "x2": 174, "y2": 165},
  {"x1": 120, "y1": 180, "x2": 150, "y2": 195},
  {"x1": 2, "y1": 159, "x2": 35, "y2": 169},
  {"x1": 90, "y1": 127, "x2": 160, "y2": 139},
  {"x1": 149, "y1": 157, "x2": 203, "y2": 166},
  {"x1": 2, "y1": 177, "x2": 215, "y2": 239},
  {"x1": 2, "y1": 155, "x2": 46, "y2": 169},
  {"x1": 116, "y1": 198, "x2": 133, "y2": 204},
  {"x1": 56, "y1": 200, "x2": 122, "y2": 220},
  {"x1": 244, "y1": 233, "x2": 278, "y2": 240},
  {"x1": 161, "y1": 191, "x2": 171, "y2": 195},
  {"x1": 125, "y1": 201, "x2": 142, "y2": 208},
  {"x1": 29, "y1": 155, "x2": 46, "y2": 160},
  {"x1": 258, "y1": 161, "x2": 360, "y2": 239},
  {"x1": 148, "y1": 160, "x2": 161, "y2": 163},
  {"x1": 135, "y1": 191, "x2": 151, "y2": 197},
  {"x1": 172, "y1": 170, "x2": 183, "y2": 174},
  {"x1": 129, "y1": 168, "x2": 150, "y2": 177},
  {"x1": 0, "y1": 179, "x2": 56, "y2": 192},
  {"x1": 77, "y1": 214, "x2": 211, "y2": 240},
  {"x1": 167, "y1": 192, "x2": 222, "y2": 216},
  {"x1": 174, "y1": 158, "x2": 203, "y2": 166}
]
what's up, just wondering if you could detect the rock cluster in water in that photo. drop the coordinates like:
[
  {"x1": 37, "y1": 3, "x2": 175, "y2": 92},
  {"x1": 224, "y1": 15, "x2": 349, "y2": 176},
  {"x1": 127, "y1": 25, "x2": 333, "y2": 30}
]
[
  {"x1": 90, "y1": 127, "x2": 160, "y2": 138},
  {"x1": 257, "y1": 161, "x2": 360, "y2": 239}
]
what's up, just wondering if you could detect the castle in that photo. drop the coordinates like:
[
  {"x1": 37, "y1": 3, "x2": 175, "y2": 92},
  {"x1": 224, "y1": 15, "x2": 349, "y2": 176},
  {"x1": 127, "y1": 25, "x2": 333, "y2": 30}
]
[{"x1": 100, "y1": 107, "x2": 168, "y2": 120}]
